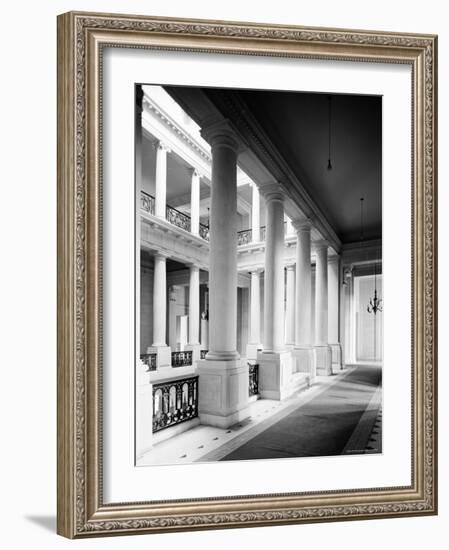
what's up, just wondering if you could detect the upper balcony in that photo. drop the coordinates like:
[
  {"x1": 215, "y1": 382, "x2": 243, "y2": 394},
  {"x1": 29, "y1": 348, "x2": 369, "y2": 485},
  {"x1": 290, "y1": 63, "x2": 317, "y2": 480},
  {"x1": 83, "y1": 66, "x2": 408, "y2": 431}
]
[{"x1": 140, "y1": 190, "x2": 281, "y2": 248}]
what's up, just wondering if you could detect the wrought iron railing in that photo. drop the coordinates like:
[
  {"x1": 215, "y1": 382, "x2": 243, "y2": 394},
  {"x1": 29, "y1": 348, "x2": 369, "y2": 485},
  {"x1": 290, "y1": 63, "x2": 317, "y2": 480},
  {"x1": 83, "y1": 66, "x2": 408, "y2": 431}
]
[
  {"x1": 237, "y1": 228, "x2": 253, "y2": 246},
  {"x1": 199, "y1": 223, "x2": 209, "y2": 241},
  {"x1": 171, "y1": 350, "x2": 193, "y2": 367},
  {"x1": 141, "y1": 190, "x2": 155, "y2": 214},
  {"x1": 166, "y1": 204, "x2": 191, "y2": 232},
  {"x1": 141, "y1": 191, "x2": 211, "y2": 242},
  {"x1": 140, "y1": 352, "x2": 157, "y2": 371},
  {"x1": 152, "y1": 375, "x2": 199, "y2": 433},
  {"x1": 200, "y1": 349, "x2": 208, "y2": 359},
  {"x1": 248, "y1": 362, "x2": 259, "y2": 396},
  {"x1": 141, "y1": 191, "x2": 288, "y2": 246}
]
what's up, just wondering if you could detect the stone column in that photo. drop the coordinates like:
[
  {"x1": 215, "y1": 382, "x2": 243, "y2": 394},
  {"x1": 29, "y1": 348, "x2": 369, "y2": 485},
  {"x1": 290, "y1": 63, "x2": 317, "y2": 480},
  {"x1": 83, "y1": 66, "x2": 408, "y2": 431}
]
[
  {"x1": 285, "y1": 264, "x2": 296, "y2": 347},
  {"x1": 328, "y1": 256, "x2": 342, "y2": 370},
  {"x1": 251, "y1": 184, "x2": 260, "y2": 243},
  {"x1": 190, "y1": 170, "x2": 200, "y2": 235},
  {"x1": 291, "y1": 221, "x2": 315, "y2": 381},
  {"x1": 196, "y1": 122, "x2": 249, "y2": 427},
  {"x1": 246, "y1": 269, "x2": 262, "y2": 359},
  {"x1": 154, "y1": 142, "x2": 169, "y2": 219},
  {"x1": 314, "y1": 242, "x2": 332, "y2": 375},
  {"x1": 168, "y1": 285, "x2": 178, "y2": 351},
  {"x1": 147, "y1": 253, "x2": 171, "y2": 368},
  {"x1": 257, "y1": 188, "x2": 293, "y2": 400},
  {"x1": 185, "y1": 264, "x2": 201, "y2": 362},
  {"x1": 343, "y1": 267, "x2": 356, "y2": 365},
  {"x1": 263, "y1": 190, "x2": 286, "y2": 353}
]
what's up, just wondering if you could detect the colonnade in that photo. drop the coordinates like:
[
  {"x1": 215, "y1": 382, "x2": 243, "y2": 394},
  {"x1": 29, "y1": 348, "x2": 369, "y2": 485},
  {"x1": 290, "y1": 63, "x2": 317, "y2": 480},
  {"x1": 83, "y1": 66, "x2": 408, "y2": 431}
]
[{"x1": 144, "y1": 121, "x2": 342, "y2": 428}]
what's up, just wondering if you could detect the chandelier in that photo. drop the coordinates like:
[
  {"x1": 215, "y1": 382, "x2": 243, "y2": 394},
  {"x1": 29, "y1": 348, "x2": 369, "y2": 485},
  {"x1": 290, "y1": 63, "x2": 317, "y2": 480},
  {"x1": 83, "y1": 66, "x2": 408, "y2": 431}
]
[{"x1": 359, "y1": 197, "x2": 383, "y2": 315}]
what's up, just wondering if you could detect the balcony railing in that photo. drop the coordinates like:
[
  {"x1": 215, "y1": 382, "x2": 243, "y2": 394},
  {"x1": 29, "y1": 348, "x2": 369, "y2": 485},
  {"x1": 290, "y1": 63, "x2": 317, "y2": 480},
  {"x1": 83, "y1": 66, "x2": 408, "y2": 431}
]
[
  {"x1": 152, "y1": 375, "x2": 199, "y2": 433},
  {"x1": 140, "y1": 352, "x2": 157, "y2": 371},
  {"x1": 200, "y1": 349, "x2": 208, "y2": 359},
  {"x1": 141, "y1": 191, "x2": 288, "y2": 246},
  {"x1": 141, "y1": 191, "x2": 155, "y2": 215},
  {"x1": 141, "y1": 191, "x2": 209, "y2": 241},
  {"x1": 166, "y1": 204, "x2": 191, "y2": 232},
  {"x1": 237, "y1": 228, "x2": 253, "y2": 246},
  {"x1": 199, "y1": 223, "x2": 210, "y2": 241},
  {"x1": 171, "y1": 350, "x2": 193, "y2": 367},
  {"x1": 248, "y1": 362, "x2": 259, "y2": 396}
]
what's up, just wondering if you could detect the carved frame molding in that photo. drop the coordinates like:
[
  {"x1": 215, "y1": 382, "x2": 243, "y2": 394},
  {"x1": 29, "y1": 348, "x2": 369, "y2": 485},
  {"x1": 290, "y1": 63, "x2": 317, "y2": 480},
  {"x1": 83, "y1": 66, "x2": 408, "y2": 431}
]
[{"x1": 57, "y1": 11, "x2": 437, "y2": 538}]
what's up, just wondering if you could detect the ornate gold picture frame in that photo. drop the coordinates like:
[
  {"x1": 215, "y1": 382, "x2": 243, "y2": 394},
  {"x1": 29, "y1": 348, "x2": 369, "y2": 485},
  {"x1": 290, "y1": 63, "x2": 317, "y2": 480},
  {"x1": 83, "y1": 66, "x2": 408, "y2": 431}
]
[{"x1": 57, "y1": 11, "x2": 437, "y2": 538}]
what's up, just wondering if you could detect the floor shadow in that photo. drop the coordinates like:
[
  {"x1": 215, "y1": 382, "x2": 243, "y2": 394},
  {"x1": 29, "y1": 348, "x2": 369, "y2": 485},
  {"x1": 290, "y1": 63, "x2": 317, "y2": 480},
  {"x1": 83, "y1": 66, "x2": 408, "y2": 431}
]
[{"x1": 25, "y1": 515, "x2": 56, "y2": 533}]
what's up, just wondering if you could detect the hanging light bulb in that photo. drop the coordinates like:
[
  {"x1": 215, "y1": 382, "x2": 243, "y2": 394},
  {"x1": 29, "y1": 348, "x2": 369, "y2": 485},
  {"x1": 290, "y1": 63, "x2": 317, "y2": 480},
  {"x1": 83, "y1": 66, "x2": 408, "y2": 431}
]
[{"x1": 327, "y1": 95, "x2": 333, "y2": 170}]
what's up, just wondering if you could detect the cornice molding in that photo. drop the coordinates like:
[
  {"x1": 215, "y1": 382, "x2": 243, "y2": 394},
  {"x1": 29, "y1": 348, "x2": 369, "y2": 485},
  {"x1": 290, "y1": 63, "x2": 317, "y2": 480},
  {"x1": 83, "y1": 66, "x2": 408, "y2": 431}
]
[{"x1": 143, "y1": 94, "x2": 211, "y2": 162}]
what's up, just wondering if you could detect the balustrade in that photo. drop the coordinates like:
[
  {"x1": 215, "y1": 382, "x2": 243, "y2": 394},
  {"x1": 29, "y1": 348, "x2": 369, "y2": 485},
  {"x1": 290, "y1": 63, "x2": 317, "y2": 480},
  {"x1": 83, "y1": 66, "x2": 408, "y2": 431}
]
[
  {"x1": 141, "y1": 191, "x2": 155, "y2": 215},
  {"x1": 199, "y1": 223, "x2": 209, "y2": 241},
  {"x1": 152, "y1": 375, "x2": 198, "y2": 432},
  {"x1": 140, "y1": 352, "x2": 157, "y2": 371},
  {"x1": 200, "y1": 349, "x2": 208, "y2": 359},
  {"x1": 248, "y1": 362, "x2": 259, "y2": 396},
  {"x1": 237, "y1": 228, "x2": 253, "y2": 246},
  {"x1": 171, "y1": 350, "x2": 193, "y2": 367},
  {"x1": 140, "y1": 192, "x2": 287, "y2": 246},
  {"x1": 166, "y1": 204, "x2": 191, "y2": 232}
]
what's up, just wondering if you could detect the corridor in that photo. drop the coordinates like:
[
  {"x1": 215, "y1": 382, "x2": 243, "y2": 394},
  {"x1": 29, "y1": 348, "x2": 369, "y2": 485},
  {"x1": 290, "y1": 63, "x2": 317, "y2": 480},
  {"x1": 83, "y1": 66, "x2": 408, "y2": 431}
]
[
  {"x1": 138, "y1": 365, "x2": 382, "y2": 466},
  {"x1": 219, "y1": 365, "x2": 381, "y2": 461}
]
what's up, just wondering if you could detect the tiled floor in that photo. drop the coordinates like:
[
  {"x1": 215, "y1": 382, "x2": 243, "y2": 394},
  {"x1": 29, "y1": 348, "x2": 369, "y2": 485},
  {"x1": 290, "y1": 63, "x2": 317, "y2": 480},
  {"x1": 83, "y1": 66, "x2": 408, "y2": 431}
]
[{"x1": 138, "y1": 368, "x2": 359, "y2": 466}]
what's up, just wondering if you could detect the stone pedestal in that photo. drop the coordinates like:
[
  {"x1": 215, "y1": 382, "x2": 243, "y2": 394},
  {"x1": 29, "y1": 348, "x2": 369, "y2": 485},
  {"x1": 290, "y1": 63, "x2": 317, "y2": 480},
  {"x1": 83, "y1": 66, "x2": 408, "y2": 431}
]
[
  {"x1": 246, "y1": 343, "x2": 262, "y2": 360},
  {"x1": 330, "y1": 343, "x2": 342, "y2": 370},
  {"x1": 314, "y1": 345, "x2": 332, "y2": 376},
  {"x1": 147, "y1": 345, "x2": 171, "y2": 369},
  {"x1": 196, "y1": 359, "x2": 249, "y2": 428},
  {"x1": 185, "y1": 343, "x2": 202, "y2": 363},
  {"x1": 292, "y1": 346, "x2": 316, "y2": 382},
  {"x1": 135, "y1": 360, "x2": 153, "y2": 460},
  {"x1": 257, "y1": 350, "x2": 293, "y2": 400}
]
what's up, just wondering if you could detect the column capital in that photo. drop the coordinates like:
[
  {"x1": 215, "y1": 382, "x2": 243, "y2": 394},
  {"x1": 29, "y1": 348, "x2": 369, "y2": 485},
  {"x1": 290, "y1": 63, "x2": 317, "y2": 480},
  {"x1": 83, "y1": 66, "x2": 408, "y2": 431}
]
[
  {"x1": 188, "y1": 167, "x2": 204, "y2": 179},
  {"x1": 187, "y1": 262, "x2": 200, "y2": 271},
  {"x1": 154, "y1": 250, "x2": 169, "y2": 260},
  {"x1": 153, "y1": 140, "x2": 171, "y2": 153},
  {"x1": 292, "y1": 218, "x2": 312, "y2": 233},
  {"x1": 314, "y1": 239, "x2": 329, "y2": 252},
  {"x1": 285, "y1": 263, "x2": 296, "y2": 271},
  {"x1": 260, "y1": 183, "x2": 284, "y2": 205},
  {"x1": 328, "y1": 254, "x2": 340, "y2": 265},
  {"x1": 249, "y1": 267, "x2": 264, "y2": 275},
  {"x1": 201, "y1": 119, "x2": 240, "y2": 152}
]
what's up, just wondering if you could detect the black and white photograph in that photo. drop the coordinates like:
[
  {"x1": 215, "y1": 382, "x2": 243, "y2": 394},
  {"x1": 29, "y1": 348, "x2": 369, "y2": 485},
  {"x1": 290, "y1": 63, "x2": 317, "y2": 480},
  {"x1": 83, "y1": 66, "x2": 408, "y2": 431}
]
[{"x1": 135, "y1": 83, "x2": 383, "y2": 466}]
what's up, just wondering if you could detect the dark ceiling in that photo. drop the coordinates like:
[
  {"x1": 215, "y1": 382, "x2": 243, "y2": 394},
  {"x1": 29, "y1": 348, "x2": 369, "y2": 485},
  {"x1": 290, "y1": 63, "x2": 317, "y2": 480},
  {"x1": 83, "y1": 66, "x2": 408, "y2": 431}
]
[{"x1": 202, "y1": 88, "x2": 382, "y2": 244}]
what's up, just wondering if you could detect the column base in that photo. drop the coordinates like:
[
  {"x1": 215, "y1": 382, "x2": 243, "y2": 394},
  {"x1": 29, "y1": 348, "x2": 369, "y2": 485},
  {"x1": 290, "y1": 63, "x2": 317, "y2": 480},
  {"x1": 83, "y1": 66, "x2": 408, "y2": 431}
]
[
  {"x1": 246, "y1": 343, "x2": 263, "y2": 360},
  {"x1": 147, "y1": 345, "x2": 171, "y2": 369},
  {"x1": 292, "y1": 347, "x2": 316, "y2": 383},
  {"x1": 256, "y1": 350, "x2": 294, "y2": 400},
  {"x1": 185, "y1": 343, "x2": 201, "y2": 363},
  {"x1": 314, "y1": 345, "x2": 333, "y2": 376},
  {"x1": 330, "y1": 343, "x2": 343, "y2": 370},
  {"x1": 196, "y1": 359, "x2": 249, "y2": 428}
]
